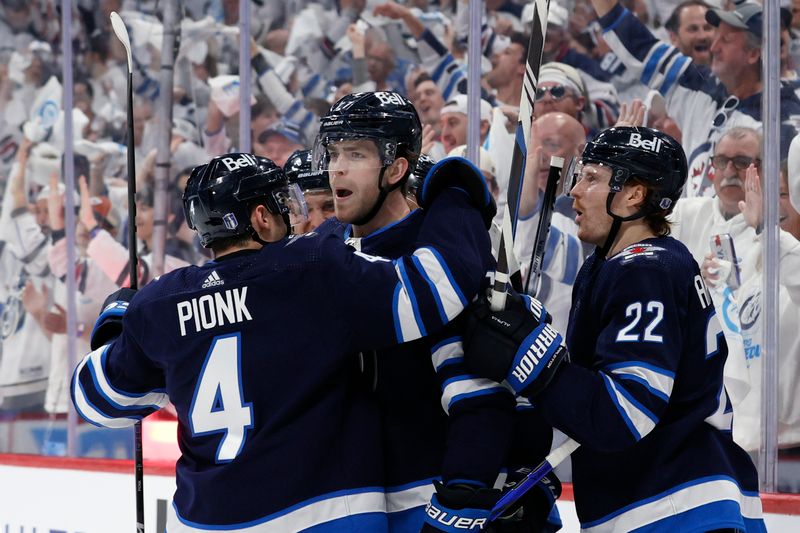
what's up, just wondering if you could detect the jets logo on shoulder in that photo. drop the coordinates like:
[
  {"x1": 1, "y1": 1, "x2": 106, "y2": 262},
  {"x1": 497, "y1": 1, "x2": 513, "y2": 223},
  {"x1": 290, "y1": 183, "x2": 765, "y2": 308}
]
[
  {"x1": 284, "y1": 232, "x2": 316, "y2": 247},
  {"x1": 616, "y1": 243, "x2": 666, "y2": 263},
  {"x1": 202, "y1": 271, "x2": 224, "y2": 288},
  {"x1": 627, "y1": 133, "x2": 662, "y2": 153}
]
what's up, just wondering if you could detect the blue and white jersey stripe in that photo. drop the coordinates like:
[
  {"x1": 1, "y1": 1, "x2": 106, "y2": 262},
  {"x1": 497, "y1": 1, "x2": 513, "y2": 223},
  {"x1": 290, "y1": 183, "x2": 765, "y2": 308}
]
[
  {"x1": 391, "y1": 246, "x2": 469, "y2": 343},
  {"x1": 606, "y1": 361, "x2": 674, "y2": 404},
  {"x1": 441, "y1": 375, "x2": 505, "y2": 414},
  {"x1": 72, "y1": 345, "x2": 167, "y2": 428},
  {"x1": 395, "y1": 261, "x2": 427, "y2": 340},
  {"x1": 600, "y1": 372, "x2": 658, "y2": 441},
  {"x1": 168, "y1": 488, "x2": 388, "y2": 532},
  {"x1": 386, "y1": 479, "x2": 436, "y2": 514},
  {"x1": 431, "y1": 337, "x2": 464, "y2": 371},
  {"x1": 413, "y1": 247, "x2": 467, "y2": 323},
  {"x1": 581, "y1": 476, "x2": 764, "y2": 533}
]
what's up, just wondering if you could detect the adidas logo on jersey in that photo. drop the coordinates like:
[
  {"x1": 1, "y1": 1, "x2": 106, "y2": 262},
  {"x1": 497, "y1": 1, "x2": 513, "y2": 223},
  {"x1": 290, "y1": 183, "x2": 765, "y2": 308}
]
[
  {"x1": 627, "y1": 132, "x2": 662, "y2": 153},
  {"x1": 202, "y1": 271, "x2": 224, "y2": 288}
]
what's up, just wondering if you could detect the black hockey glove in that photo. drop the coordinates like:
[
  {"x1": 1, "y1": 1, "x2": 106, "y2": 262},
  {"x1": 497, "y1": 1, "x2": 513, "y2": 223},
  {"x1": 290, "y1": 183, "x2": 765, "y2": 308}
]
[
  {"x1": 462, "y1": 293, "x2": 566, "y2": 397},
  {"x1": 418, "y1": 156, "x2": 497, "y2": 229},
  {"x1": 491, "y1": 468, "x2": 562, "y2": 533},
  {"x1": 90, "y1": 288, "x2": 137, "y2": 350},
  {"x1": 420, "y1": 481, "x2": 500, "y2": 533}
]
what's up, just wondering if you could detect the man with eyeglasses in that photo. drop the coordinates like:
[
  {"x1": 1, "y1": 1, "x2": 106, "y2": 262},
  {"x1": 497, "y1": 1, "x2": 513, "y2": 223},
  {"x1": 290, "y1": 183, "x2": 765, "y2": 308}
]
[
  {"x1": 668, "y1": 126, "x2": 760, "y2": 267},
  {"x1": 533, "y1": 62, "x2": 620, "y2": 137},
  {"x1": 588, "y1": 0, "x2": 800, "y2": 197}
]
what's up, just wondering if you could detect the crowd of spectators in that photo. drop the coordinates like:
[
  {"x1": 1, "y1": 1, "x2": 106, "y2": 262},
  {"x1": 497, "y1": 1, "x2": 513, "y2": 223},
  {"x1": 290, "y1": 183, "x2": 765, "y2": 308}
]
[{"x1": 0, "y1": 0, "x2": 799, "y2": 490}]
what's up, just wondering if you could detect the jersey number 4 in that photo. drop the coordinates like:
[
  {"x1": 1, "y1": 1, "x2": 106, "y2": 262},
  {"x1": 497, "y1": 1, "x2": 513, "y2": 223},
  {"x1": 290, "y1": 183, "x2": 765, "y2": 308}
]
[
  {"x1": 616, "y1": 301, "x2": 664, "y2": 343},
  {"x1": 189, "y1": 333, "x2": 253, "y2": 463}
]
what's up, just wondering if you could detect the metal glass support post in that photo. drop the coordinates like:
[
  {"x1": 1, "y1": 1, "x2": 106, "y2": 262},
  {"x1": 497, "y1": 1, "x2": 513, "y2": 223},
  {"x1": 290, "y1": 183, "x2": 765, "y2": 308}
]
[
  {"x1": 239, "y1": 0, "x2": 252, "y2": 153},
  {"x1": 759, "y1": 0, "x2": 780, "y2": 493}
]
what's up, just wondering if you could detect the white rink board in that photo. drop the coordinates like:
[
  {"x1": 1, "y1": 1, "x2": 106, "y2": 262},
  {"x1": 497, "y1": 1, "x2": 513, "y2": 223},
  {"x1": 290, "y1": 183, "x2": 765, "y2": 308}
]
[
  {"x1": 0, "y1": 463, "x2": 798, "y2": 532},
  {"x1": 0, "y1": 464, "x2": 176, "y2": 532}
]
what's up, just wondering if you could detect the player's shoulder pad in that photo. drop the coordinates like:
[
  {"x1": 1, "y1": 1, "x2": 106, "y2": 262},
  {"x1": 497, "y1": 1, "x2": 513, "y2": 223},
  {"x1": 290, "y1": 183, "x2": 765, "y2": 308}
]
[
  {"x1": 611, "y1": 242, "x2": 667, "y2": 265},
  {"x1": 421, "y1": 157, "x2": 492, "y2": 207}
]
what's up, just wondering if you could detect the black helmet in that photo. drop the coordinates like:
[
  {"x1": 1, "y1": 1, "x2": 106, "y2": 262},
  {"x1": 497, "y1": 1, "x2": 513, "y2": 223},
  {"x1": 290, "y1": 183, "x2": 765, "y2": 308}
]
[
  {"x1": 574, "y1": 127, "x2": 686, "y2": 257},
  {"x1": 183, "y1": 153, "x2": 307, "y2": 248},
  {"x1": 313, "y1": 91, "x2": 423, "y2": 227},
  {"x1": 406, "y1": 154, "x2": 436, "y2": 202},
  {"x1": 284, "y1": 149, "x2": 330, "y2": 192},
  {"x1": 313, "y1": 91, "x2": 423, "y2": 173},
  {"x1": 580, "y1": 126, "x2": 687, "y2": 213}
]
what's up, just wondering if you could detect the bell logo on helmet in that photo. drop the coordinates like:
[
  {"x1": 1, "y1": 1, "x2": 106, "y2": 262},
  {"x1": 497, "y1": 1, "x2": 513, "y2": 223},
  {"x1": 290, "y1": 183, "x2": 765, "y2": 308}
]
[
  {"x1": 627, "y1": 133, "x2": 663, "y2": 153},
  {"x1": 220, "y1": 153, "x2": 257, "y2": 172},
  {"x1": 223, "y1": 213, "x2": 238, "y2": 230},
  {"x1": 375, "y1": 92, "x2": 407, "y2": 106}
]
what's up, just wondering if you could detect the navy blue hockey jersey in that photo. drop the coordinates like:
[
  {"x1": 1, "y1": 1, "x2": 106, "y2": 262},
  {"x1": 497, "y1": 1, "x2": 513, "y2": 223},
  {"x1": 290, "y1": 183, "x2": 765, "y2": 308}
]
[
  {"x1": 538, "y1": 237, "x2": 766, "y2": 532},
  {"x1": 71, "y1": 189, "x2": 490, "y2": 532},
  {"x1": 328, "y1": 208, "x2": 515, "y2": 532}
]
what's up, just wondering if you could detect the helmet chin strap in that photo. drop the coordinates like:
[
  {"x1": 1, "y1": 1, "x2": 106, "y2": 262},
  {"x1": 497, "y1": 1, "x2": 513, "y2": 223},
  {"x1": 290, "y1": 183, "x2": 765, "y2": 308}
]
[
  {"x1": 599, "y1": 192, "x2": 647, "y2": 258},
  {"x1": 352, "y1": 165, "x2": 404, "y2": 227}
]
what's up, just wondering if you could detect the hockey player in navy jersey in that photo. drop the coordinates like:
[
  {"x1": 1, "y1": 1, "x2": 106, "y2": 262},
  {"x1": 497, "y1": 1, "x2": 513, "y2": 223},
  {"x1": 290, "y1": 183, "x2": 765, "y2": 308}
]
[
  {"x1": 463, "y1": 127, "x2": 767, "y2": 532},
  {"x1": 70, "y1": 152, "x2": 496, "y2": 532},
  {"x1": 284, "y1": 149, "x2": 335, "y2": 232},
  {"x1": 313, "y1": 91, "x2": 559, "y2": 533}
]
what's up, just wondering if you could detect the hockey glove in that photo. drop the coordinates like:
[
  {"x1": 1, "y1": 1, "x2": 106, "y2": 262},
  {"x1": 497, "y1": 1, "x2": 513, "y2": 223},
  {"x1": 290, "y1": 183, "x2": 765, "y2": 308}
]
[
  {"x1": 492, "y1": 468, "x2": 562, "y2": 533},
  {"x1": 421, "y1": 481, "x2": 500, "y2": 533},
  {"x1": 463, "y1": 293, "x2": 566, "y2": 397},
  {"x1": 90, "y1": 288, "x2": 137, "y2": 350},
  {"x1": 418, "y1": 156, "x2": 497, "y2": 229}
]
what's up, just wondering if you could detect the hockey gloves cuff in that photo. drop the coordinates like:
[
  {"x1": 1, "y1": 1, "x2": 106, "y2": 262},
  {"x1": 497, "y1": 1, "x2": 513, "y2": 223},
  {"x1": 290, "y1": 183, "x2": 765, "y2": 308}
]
[
  {"x1": 418, "y1": 156, "x2": 497, "y2": 229},
  {"x1": 90, "y1": 288, "x2": 137, "y2": 350},
  {"x1": 421, "y1": 481, "x2": 499, "y2": 533},
  {"x1": 463, "y1": 293, "x2": 566, "y2": 397}
]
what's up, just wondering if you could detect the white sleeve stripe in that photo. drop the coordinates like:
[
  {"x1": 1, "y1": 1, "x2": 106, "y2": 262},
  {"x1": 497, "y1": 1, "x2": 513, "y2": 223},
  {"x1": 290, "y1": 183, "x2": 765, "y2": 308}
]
[
  {"x1": 603, "y1": 33, "x2": 644, "y2": 77},
  {"x1": 441, "y1": 377, "x2": 504, "y2": 414},
  {"x1": 393, "y1": 274, "x2": 423, "y2": 343},
  {"x1": 432, "y1": 340, "x2": 464, "y2": 371},
  {"x1": 72, "y1": 355, "x2": 138, "y2": 429},
  {"x1": 89, "y1": 347, "x2": 168, "y2": 410},
  {"x1": 610, "y1": 365, "x2": 674, "y2": 401},
  {"x1": 413, "y1": 247, "x2": 466, "y2": 322},
  {"x1": 601, "y1": 373, "x2": 657, "y2": 441},
  {"x1": 431, "y1": 340, "x2": 464, "y2": 372}
]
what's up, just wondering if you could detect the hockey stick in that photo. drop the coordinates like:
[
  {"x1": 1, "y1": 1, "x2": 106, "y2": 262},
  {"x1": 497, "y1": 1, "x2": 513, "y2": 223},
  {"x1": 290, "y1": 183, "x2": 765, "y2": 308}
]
[
  {"x1": 491, "y1": 159, "x2": 583, "y2": 521},
  {"x1": 490, "y1": 0, "x2": 550, "y2": 311},
  {"x1": 110, "y1": 12, "x2": 145, "y2": 533},
  {"x1": 523, "y1": 157, "x2": 564, "y2": 295},
  {"x1": 489, "y1": 437, "x2": 580, "y2": 521}
]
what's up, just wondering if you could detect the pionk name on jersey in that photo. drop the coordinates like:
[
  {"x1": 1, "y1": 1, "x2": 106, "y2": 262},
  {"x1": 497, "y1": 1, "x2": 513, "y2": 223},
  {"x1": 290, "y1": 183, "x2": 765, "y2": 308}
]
[
  {"x1": 511, "y1": 323, "x2": 560, "y2": 385},
  {"x1": 177, "y1": 287, "x2": 252, "y2": 336}
]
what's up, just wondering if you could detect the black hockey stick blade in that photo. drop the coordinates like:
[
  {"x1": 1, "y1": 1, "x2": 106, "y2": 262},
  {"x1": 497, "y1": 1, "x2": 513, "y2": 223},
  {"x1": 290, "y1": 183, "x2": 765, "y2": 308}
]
[
  {"x1": 491, "y1": 0, "x2": 550, "y2": 311},
  {"x1": 524, "y1": 156, "x2": 564, "y2": 296}
]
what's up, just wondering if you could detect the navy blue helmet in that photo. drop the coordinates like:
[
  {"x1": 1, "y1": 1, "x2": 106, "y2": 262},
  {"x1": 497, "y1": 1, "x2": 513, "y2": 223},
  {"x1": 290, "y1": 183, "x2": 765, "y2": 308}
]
[{"x1": 183, "y1": 153, "x2": 307, "y2": 247}]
